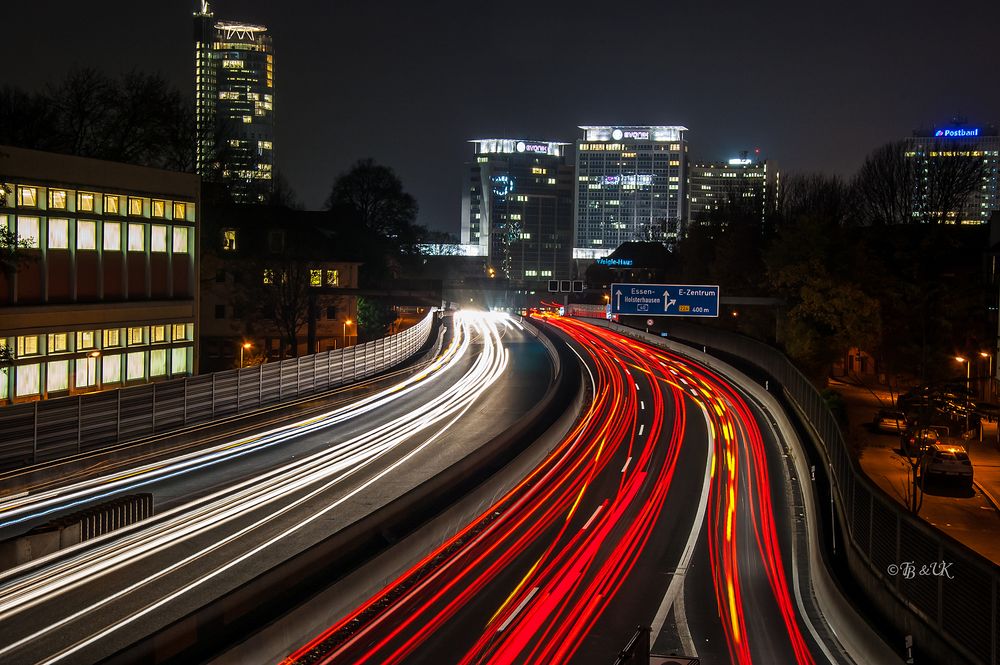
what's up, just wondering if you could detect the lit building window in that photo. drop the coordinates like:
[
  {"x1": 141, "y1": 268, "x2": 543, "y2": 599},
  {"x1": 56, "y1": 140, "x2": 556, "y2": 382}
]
[
  {"x1": 172, "y1": 202, "x2": 187, "y2": 220},
  {"x1": 47, "y1": 360, "x2": 69, "y2": 393},
  {"x1": 78, "y1": 220, "x2": 97, "y2": 250},
  {"x1": 126, "y1": 351, "x2": 146, "y2": 381},
  {"x1": 75, "y1": 356, "x2": 98, "y2": 388},
  {"x1": 104, "y1": 195, "x2": 120, "y2": 215},
  {"x1": 16, "y1": 216, "x2": 40, "y2": 248},
  {"x1": 150, "y1": 325, "x2": 167, "y2": 343},
  {"x1": 102, "y1": 222, "x2": 121, "y2": 251},
  {"x1": 172, "y1": 347, "x2": 188, "y2": 374},
  {"x1": 325, "y1": 269, "x2": 339, "y2": 286},
  {"x1": 172, "y1": 324, "x2": 187, "y2": 341},
  {"x1": 222, "y1": 229, "x2": 237, "y2": 251},
  {"x1": 17, "y1": 186, "x2": 37, "y2": 207},
  {"x1": 128, "y1": 197, "x2": 143, "y2": 216},
  {"x1": 49, "y1": 190, "x2": 67, "y2": 209},
  {"x1": 78, "y1": 192, "x2": 95, "y2": 212},
  {"x1": 263, "y1": 269, "x2": 274, "y2": 285},
  {"x1": 310, "y1": 269, "x2": 322, "y2": 287},
  {"x1": 127, "y1": 327, "x2": 145, "y2": 345},
  {"x1": 150, "y1": 349, "x2": 167, "y2": 377},
  {"x1": 151, "y1": 225, "x2": 167, "y2": 252},
  {"x1": 151, "y1": 200, "x2": 166, "y2": 218},
  {"x1": 47, "y1": 333, "x2": 68, "y2": 354},
  {"x1": 127, "y1": 224, "x2": 144, "y2": 251},
  {"x1": 16, "y1": 364, "x2": 40, "y2": 397},
  {"x1": 103, "y1": 354, "x2": 122, "y2": 384},
  {"x1": 48, "y1": 218, "x2": 69, "y2": 249},
  {"x1": 103, "y1": 329, "x2": 121, "y2": 348},
  {"x1": 173, "y1": 226, "x2": 189, "y2": 253},
  {"x1": 16, "y1": 335, "x2": 40, "y2": 357},
  {"x1": 76, "y1": 331, "x2": 96, "y2": 350}
]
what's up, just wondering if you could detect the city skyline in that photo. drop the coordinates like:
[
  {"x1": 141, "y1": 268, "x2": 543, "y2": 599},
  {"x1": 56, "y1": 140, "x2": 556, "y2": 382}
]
[{"x1": 2, "y1": 0, "x2": 998, "y2": 233}]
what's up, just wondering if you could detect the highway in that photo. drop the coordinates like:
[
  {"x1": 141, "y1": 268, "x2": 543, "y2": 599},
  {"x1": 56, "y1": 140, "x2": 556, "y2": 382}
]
[
  {"x1": 0, "y1": 311, "x2": 551, "y2": 665},
  {"x1": 280, "y1": 315, "x2": 860, "y2": 665}
]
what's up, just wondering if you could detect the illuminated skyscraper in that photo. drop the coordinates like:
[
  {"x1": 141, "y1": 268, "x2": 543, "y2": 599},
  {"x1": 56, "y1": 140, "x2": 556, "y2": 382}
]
[
  {"x1": 461, "y1": 139, "x2": 574, "y2": 281},
  {"x1": 194, "y1": 1, "x2": 275, "y2": 204},
  {"x1": 907, "y1": 121, "x2": 1000, "y2": 225},
  {"x1": 574, "y1": 126, "x2": 688, "y2": 258},
  {"x1": 688, "y1": 154, "x2": 778, "y2": 226}
]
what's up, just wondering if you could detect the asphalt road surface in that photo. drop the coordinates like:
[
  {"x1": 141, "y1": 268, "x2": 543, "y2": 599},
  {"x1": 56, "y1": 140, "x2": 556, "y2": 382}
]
[
  {"x1": 0, "y1": 312, "x2": 550, "y2": 665},
  {"x1": 282, "y1": 316, "x2": 856, "y2": 665}
]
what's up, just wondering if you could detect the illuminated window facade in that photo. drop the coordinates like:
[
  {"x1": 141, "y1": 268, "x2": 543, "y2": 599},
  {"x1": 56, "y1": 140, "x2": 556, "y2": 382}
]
[
  {"x1": 574, "y1": 126, "x2": 689, "y2": 256},
  {"x1": 688, "y1": 157, "x2": 778, "y2": 227},
  {"x1": 0, "y1": 145, "x2": 200, "y2": 405},
  {"x1": 461, "y1": 139, "x2": 574, "y2": 281},
  {"x1": 195, "y1": 2, "x2": 275, "y2": 204},
  {"x1": 906, "y1": 122, "x2": 1000, "y2": 225}
]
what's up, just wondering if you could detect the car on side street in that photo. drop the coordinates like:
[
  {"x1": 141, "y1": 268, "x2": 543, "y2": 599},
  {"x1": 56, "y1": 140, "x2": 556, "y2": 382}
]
[
  {"x1": 902, "y1": 425, "x2": 947, "y2": 457},
  {"x1": 873, "y1": 409, "x2": 908, "y2": 434},
  {"x1": 919, "y1": 443, "x2": 974, "y2": 490}
]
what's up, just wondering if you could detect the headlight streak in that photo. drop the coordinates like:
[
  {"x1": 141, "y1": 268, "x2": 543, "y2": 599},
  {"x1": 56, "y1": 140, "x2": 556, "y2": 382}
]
[
  {"x1": 284, "y1": 316, "x2": 823, "y2": 665},
  {"x1": 0, "y1": 312, "x2": 512, "y2": 665}
]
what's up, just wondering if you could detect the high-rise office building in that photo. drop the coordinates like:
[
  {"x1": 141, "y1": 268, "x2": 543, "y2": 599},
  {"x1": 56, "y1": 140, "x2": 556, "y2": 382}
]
[
  {"x1": 907, "y1": 121, "x2": 999, "y2": 224},
  {"x1": 194, "y1": 1, "x2": 275, "y2": 204},
  {"x1": 688, "y1": 155, "x2": 778, "y2": 226},
  {"x1": 461, "y1": 139, "x2": 574, "y2": 281},
  {"x1": 574, "y1": 126, "x2": 688, "y2": 259}
]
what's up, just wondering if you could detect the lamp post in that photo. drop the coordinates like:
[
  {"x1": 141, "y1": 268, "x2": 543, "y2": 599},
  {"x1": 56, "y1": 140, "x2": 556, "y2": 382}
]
[
  {"x1": 980, "y1": 351, "x2": 993, "y2": 401},
  {"x1": 343, "y1": 319, "x2": 353, "y2": 348},
  {"x1": 240, "y1": 341, "x2": 252, "y2": 368},
  {"x1": 956, "y1": 356, "x2": 971, "y2": 432}
]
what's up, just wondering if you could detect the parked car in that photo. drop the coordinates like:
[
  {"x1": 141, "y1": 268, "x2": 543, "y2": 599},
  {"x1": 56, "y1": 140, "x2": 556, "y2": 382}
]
[
  {"x1": 873, "y1": 409, "x2": 908, "y2": 434},
  {"x1": 902, "y1": 426, "x2": 947, "y2": 456},
  {"x1": 919, "y1": 443, "x2": 974, "y2": 489}
]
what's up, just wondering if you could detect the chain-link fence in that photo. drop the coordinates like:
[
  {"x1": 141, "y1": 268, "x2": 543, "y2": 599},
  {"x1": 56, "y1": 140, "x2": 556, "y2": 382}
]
[{"x1": 0, "y1": 313, "x2": 435, "y2": 473}]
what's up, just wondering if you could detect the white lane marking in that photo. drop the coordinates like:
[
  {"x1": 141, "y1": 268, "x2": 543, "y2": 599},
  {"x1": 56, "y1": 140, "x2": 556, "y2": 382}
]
[
  {"x1": 650, "y1": 405, "x2": 714, "y2": 657},
  {"x1": 635, "y1": 382, "x2": 640, "y2": 391},
  {"x1": 621, "y1": 457, "x2": 632, "y2": 474},
  {"x1": 740, "y1": 387, "x2": 840, "y2": 665},
  {"x1": 498, "y1": 587, "x2": 539, "y2": 633},
  {"x1": 639, "y1": 424, "x2": 645, "y2": 436},
  {"x1": 582, "y1": 505, "x2": 604, "y2": 531},
  {"x1": 641, "y1": 400, "x2": 645, "y2": 411}
]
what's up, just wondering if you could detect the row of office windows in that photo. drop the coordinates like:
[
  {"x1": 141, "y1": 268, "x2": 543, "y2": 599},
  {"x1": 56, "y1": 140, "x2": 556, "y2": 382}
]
[
  {"x1": 10, "y1": 324, "x2": 193, "y2": 359},
  {"x1": 0, "y1": 346, "x2": 192, "y2": 400},
  {"x1": 1, "y1": 216, "x2": 190, "y2": 253},
  {"x1": 8, "y1": 185, "x2": 192, "y2": 220}
]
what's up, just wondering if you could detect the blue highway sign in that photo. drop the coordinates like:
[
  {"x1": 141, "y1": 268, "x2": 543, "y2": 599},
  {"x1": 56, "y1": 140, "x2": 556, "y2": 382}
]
[{"x1": 610, "y1": 283, "x2": 719, "y2": 318}]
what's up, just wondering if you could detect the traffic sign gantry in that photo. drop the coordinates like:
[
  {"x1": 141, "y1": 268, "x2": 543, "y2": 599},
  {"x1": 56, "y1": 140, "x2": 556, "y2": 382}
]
[{"x1": 610, "y1": 283, "x2": 719, "y2": 317}]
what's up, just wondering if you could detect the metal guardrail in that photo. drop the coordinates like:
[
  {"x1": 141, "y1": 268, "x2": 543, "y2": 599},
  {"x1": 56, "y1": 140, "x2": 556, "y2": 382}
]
[
  {"x1": 633, "y1": 319, "x2": 998, "y2": 665},
  {"x1": 0, "y1": 313, "x2": 435, "y2": 473}
]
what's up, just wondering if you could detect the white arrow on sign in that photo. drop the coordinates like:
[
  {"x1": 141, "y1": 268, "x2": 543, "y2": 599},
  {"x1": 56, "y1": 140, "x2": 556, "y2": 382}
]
[
  {"x1": 615, "y1": 289, "x2": 622, "y2": 310},
  {"x1": 663, "y1": 290, "x2": 677, "y2": 312}
]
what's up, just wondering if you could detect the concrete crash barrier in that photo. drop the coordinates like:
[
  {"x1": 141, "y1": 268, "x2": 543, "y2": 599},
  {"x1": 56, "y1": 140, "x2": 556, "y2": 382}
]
[{"x1": 0, "y1": 492, "x2": 153, "y2": 570}]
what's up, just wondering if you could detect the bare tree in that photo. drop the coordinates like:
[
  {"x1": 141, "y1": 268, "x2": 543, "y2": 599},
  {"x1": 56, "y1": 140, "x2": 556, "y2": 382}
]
[
  {"x1": 851, "y1": 141, "x2": 913, "y2": 226},
  {"x1": 913, "y1": 140, "x2": 985, "y2": 224}
]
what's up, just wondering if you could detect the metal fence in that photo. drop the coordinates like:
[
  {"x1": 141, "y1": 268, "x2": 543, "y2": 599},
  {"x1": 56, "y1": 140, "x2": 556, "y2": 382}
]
[
  {"x1": 0, "y1": 313, "x2": 435, "y2": 473},
  {"x1": 636, "y1": 319, "x2": 998, "y2": 665}
]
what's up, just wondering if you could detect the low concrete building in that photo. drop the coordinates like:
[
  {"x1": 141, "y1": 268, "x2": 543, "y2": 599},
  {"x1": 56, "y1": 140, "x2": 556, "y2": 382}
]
[{"x1": 0, "y1": 145, "x2": 199, "y2": 405}]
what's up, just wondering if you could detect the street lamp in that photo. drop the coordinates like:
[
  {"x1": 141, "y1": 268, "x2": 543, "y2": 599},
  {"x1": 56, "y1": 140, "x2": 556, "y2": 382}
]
[
  {"x1": 240, "y1": 341, "x2": 252, "y2": 368},
  {"x1": 981, "y1": 351, "x2": 993, "y2": 401},
  {"x1": 344, "y1": 319, "x2": 353, "y2": 348}
]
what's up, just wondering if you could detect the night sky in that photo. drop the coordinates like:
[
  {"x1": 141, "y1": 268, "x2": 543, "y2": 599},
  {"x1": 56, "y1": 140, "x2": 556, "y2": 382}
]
[{"x1": 3, "y1": 0, "x2": 998, "y2": 233}]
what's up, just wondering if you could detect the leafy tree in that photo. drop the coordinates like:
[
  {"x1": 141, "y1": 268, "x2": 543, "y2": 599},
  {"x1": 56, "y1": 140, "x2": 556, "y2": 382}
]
[
  {"x1": 325, "y1": 159, "x2": 421, "y2": 284},
  {"x1": 357, "y1": 297, "x2": 398, "y2": 341}
]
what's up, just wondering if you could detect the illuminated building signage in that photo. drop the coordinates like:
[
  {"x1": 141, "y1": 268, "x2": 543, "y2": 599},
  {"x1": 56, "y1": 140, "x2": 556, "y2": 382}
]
[
  {"x1": 728, "y1": 158, "x2": 752, "y2": 165},
  {"x1": 601, "y1": 174, "x2": 654, "y2": 186},
  {"x1": 610, "y1": 129, "x2": 650, "y2": 141},
  {"x1": 935, "y1": 128, "x2": 981, "y2": 138},
  {"x1": 491, "y1": 175, "x2": 514, "y2": 196},
  {"x1": 596, "y1": 257, "x2": 634, "y2": 267}
]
